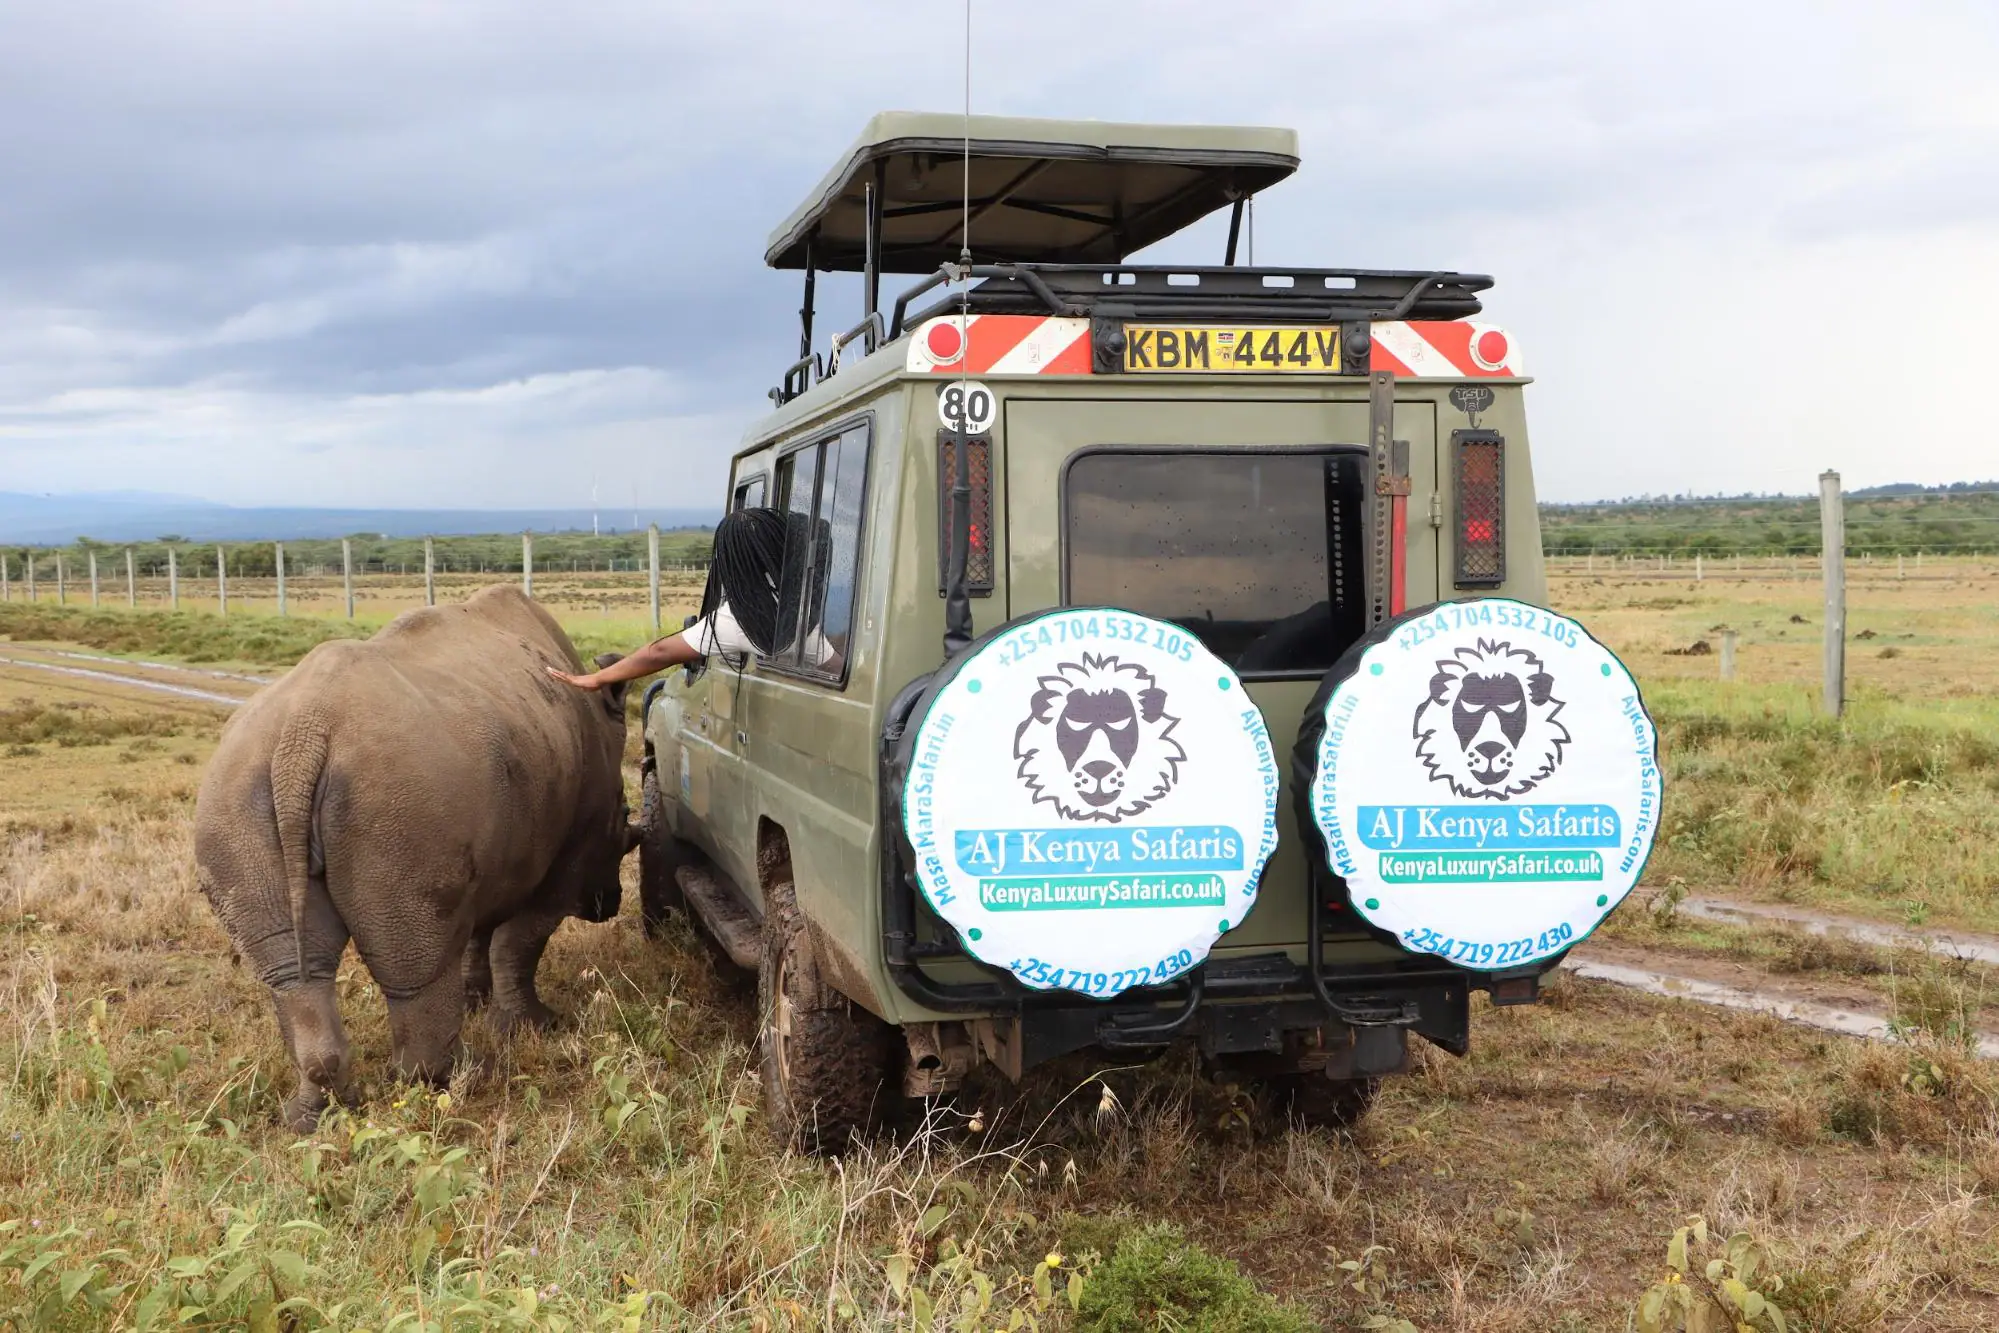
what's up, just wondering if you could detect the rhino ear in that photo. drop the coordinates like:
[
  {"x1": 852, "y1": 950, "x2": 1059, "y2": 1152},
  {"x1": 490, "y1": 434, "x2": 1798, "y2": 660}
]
[{"x1": 592, "y1": 652, "x2": 630, "y2": 719}]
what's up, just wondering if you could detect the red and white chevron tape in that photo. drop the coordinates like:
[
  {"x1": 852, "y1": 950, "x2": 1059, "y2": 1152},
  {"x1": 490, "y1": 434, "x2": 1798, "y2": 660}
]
[
  {"x1": 903, "y1": 314, "x2": 1523, "y2": 378},
  {"x1": 906, "y1": 314, "x2": 1092, "y2": 375},
  {"x1": 1368, "y1": 321, "x2": 1524, "y2": 378}
]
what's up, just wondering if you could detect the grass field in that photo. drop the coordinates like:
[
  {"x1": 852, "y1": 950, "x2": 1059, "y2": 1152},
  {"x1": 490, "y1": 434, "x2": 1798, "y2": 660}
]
[{"x1": 3, "y1": 563, "x2": 1998, "y2": 1329}]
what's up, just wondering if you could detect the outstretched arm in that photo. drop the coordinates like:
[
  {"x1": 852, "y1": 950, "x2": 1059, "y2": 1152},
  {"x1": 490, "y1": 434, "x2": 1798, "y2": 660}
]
[{"x1": 546, "y1": 633, "x2": 701, "y2": 691}]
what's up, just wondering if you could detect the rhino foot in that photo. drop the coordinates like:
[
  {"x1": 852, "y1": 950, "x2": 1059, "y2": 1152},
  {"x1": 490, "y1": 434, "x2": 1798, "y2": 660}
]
[
  {"x1": 283, "y1": 1086, "x2": 331, "y2": 1133},
  {"x1": 492, "y1": 997, "x2": 560, "y2": 1038}
]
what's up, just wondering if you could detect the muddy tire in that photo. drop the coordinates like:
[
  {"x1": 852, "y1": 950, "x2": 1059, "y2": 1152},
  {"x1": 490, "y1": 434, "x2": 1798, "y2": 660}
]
[
  {"x1": 758, "y1": 877, "x2": 898, "y2": 1155},
  {"x1": 1266, "y1": 1074, "x2": 1378, "y2": 1130},
  {"x1": 637, "y1": 766, "x2": 685, "y2": 938}
]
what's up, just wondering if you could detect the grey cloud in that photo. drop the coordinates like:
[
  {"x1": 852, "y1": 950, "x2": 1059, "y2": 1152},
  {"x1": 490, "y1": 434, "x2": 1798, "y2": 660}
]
[{"x1": 2, "y1": 0, "x2": 1996, "y2": 507}]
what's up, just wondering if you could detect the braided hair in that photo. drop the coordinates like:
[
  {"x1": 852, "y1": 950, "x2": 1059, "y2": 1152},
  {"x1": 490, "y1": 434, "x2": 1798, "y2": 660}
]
[{"x1": 698, "y1": 506, "x2": 788, "y2": 655}]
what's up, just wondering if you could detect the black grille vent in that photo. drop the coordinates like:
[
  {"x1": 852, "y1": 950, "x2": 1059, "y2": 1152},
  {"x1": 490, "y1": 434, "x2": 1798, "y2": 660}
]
[
  {"x1": 1453, "y1": 430, "x2": 1505, "y2": 587},
  {"x1": 937, "y1": 434, "x2": 994, "y2": 596}
]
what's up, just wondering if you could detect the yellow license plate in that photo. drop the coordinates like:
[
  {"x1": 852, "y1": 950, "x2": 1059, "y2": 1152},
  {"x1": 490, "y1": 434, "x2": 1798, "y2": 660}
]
[{"x1": 1122, "y1": 324, "x2": 1341, "y2": 373}]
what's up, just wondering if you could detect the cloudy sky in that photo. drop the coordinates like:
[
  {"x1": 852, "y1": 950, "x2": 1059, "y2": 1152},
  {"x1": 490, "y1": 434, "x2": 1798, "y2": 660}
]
[{"x1": 3, "y1": 0, "x2": 1996, "y2": 507}]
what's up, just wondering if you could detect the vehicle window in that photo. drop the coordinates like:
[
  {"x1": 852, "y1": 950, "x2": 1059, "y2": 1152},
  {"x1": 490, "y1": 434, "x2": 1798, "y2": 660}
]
[
  {"x1": 769, "y1": 421, "x2": 870, "y2": 679},
  {"x1": 1065, "y1": 450, "x2": 1366, "y2": 677},
  {"x1": 733, "y1": 475, "x2": 767, "y2": 511}
]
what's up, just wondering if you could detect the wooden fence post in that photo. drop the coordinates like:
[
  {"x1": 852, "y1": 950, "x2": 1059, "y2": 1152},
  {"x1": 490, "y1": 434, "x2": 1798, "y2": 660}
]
[
  {"x1": 647, "y1": 524, "x2": 661, "y2": 632},
  {"x1": 1820, "y1": 470, "x2": 1845, "y2": 717},
  {"x1": 168, "y1": 548, "x2": 178, "y2": 609},
  {"x1": 1720, "y1": 628, "x2": 1737, "y2": 681},
  {"x1": 1, "y1": 553, "x2": 9, "y2": 601},
  {"x1": 522, "y1": 533, "x2": 534, "y2": 598},
  {"x1": 25, "y1": 552, "x2": 35, "y2": 602},
  {"x1": 217, "y1": 545, "x2": 227, "y2": 616},
  {"x1": 424, "y1": 537, "x2": 436, "y2": 607},
  {"x1": 125, "y1": 549, "x2": 135, "y2": 607},
  {"x1": 57, "y1": 552, "x2": 66, "y2": 605},
  {"x1": 342, "y1": 539, "x2": 355, "y2": 619},
  {"x1": 89, "y1": 550, "x2": 99, "y2": 606},
  {"x1": 276, "y1": 543, "x2": 287, "y2": 616}
]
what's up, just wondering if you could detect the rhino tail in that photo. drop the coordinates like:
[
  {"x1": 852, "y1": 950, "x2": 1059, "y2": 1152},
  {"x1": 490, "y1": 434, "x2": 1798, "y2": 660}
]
[{"x1": 270, "y1": 707, "x2": 332, "y2": 985}]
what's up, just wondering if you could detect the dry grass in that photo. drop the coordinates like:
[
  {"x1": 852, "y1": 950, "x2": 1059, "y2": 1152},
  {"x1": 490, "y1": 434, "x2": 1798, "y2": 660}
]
[{"x1": 7, "y1": 783, "x2": 1999, "y2": 1326}]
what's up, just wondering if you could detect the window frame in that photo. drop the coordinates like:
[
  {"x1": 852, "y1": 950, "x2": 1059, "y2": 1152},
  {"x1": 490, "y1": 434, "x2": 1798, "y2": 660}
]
[
  {"x1": 730, "y1": 470, "x2": 770, "y2": 512},
  {"x1": 758, "y1": 410, "x2": 875, "y2": 689},
  {"x1": 1057, "y1": 442, "x2": 1371, "y2": 682}
]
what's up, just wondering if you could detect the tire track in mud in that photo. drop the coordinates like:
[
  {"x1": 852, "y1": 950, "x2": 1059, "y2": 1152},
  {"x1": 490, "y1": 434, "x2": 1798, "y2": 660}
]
[
  {"x1": 0, "y1": 655, "x2": 246, "y2": 708},
  {"x1": 38, "y1": 649, "x2": 275, "y2": 687},
  {"x1": 1566, "y1": 955, "x2": 1999, "y2": 1058}
]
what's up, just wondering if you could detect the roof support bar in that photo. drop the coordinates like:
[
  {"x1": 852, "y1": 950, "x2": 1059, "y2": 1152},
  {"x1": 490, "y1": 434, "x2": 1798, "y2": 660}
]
[
  {"x1": 1224, "y1": 197, "x2": 1245, "y2": 266},
  {"x1": 864, "y1": 161, "x2": 885, "y2": 317},
  {"x1": 797, "y1": 236, "x2": 817, "y2": 360}
]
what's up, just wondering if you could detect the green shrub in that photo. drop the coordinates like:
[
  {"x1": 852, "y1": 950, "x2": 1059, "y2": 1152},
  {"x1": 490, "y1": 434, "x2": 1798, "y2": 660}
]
[{"x1": 1076, "y1": 1223, "x2": 1315, "y2": 1333}]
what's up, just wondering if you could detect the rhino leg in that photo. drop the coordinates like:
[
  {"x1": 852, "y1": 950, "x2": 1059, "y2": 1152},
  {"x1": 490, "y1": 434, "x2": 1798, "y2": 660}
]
[
  {"x1": 488, "y1": 904, "x2": 566, "y2": 1036},
  {"x1": 463, "y1": 926, "x2": 496, "y2": 1011},
  {"x1": 382, "y1": 966, "x2": 467, "y2": 1088},
  {"x1": 272, "y1": 980, "x2": 352, "y2": 1131},
  {"x1": 199, "y1": 836, "x2": 354, "y2": 1131}
]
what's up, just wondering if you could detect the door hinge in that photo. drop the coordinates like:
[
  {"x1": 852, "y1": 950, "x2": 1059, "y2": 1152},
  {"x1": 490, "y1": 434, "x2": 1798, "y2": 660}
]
[{"x1": 1427, "y1": 493, "x2": 1444, "y2": 528}]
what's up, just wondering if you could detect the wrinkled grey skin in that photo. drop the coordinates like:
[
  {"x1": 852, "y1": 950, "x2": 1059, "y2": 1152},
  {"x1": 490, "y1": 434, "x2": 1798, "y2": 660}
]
[{"x1": 194, "y1": 586, "x2": 634, "y2": 1129}]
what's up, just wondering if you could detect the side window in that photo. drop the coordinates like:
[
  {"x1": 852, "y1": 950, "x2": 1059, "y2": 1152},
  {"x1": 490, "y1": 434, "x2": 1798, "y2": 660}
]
[
  {"x1": 732, "y1": 475, "x2": 767, "y2": 511},
  {"x1": 768, "y1": 421, "x2": 870, "y2": 680}
]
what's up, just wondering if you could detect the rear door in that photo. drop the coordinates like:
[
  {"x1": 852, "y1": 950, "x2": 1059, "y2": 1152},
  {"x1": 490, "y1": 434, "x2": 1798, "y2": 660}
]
[{"x1": 1002, "y1": 393, "x2": 1438, "y2": 950}]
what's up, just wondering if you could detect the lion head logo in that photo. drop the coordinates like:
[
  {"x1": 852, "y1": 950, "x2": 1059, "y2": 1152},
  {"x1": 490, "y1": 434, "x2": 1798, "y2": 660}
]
[
  {"x1": 1013, "y1": 654, "x2": 1185, "y2": 823},
  {"x1": 1412, "y1": 639, "x2": 1569, "y2": 800}
]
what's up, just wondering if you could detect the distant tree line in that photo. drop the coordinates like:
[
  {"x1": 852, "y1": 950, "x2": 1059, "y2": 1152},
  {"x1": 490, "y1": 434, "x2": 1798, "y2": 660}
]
[
  {"x1": 1539, "y1": 487, "x2": 1999, "y2": 556},
  {"x1": 0, "y1": 529, "x2": 715, "y2": 577}
]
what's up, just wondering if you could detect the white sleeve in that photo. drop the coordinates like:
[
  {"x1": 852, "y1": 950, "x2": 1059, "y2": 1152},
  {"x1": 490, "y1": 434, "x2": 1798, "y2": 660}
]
[{"x1": 687, "y1": 602, "x2": 757, "y2": 658}]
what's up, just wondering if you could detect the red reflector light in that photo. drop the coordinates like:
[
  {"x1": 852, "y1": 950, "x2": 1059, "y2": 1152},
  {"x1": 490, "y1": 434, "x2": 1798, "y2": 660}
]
[
  {"x1": 1471, "y1": 328, "x2": 1510, "y2": 371},
  {"x1": 1466, "y1": 518, "x2": 1495, "y2": 543},
  {"x1": 925, "y1": 321, "x2": 965, "y2": 363}
]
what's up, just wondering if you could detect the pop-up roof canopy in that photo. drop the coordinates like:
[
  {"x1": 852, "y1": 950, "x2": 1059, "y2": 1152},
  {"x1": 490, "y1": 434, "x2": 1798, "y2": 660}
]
[{"x1": 765, "y1": 112, "x2": 1299, "y2": 273}]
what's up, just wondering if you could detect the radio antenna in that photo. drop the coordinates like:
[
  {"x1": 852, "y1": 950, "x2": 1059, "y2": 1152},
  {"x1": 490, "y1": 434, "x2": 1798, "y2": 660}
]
[{"x1": 941, "y1": 0, "x2": 976, "y2": 657}]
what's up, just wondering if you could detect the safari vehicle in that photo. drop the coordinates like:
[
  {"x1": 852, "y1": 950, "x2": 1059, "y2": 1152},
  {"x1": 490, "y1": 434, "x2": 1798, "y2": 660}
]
[{"x1": 638, "y1": 113, "x2": 1566, "y2": 1154}]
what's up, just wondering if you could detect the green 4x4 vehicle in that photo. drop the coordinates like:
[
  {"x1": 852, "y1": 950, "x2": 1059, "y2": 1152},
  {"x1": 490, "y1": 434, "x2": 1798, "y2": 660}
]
[{"x1": 639, "y1": 113, "x2": 1662, "y2": 1154}]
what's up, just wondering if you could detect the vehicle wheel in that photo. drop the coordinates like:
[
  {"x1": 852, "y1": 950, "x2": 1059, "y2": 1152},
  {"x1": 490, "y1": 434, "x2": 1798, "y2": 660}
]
[
  {"x1": 637, "y1": 766, "x2": 685, "y2": 938},
  {"x1": 758, "y1": 876, "x2": 898, "y2": 1155},
  {"x1": 1265, "y1": 1073, "x2": 1378, "y2": 1130}
]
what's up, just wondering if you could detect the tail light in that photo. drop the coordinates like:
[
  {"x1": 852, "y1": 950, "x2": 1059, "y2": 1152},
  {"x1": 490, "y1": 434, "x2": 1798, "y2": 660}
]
[
  {"x1": 1453, "y1": 429, "x2": 1505, "y2": 587},
  {"x1": 937, "y1": 432, "x2": 994, "y2": 596}
]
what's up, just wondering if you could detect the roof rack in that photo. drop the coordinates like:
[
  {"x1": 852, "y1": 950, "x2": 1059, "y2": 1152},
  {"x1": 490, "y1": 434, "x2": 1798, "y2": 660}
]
[
  {"x1": 766, "y1": 263, "x2": 1493, "y2": 403},
  {"x1": 761, "y1": 112, "x2": 1493, "y2": 404},
  {"x1": 889, "y1": 264, "x2": 1489, "y2": 339}
]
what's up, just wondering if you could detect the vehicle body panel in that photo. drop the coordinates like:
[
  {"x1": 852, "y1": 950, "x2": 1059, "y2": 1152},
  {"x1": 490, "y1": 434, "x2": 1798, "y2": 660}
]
[{"x1": 647, "y1": 348, "x2": 1544, "y2": 1025}]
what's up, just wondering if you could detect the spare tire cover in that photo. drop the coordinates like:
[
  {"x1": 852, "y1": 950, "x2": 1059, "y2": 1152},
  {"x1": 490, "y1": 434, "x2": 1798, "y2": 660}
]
[
  {"x1": 900, "y1": 607, "x2": 1279, "y2": 999},
  {"x1": 1295, "y1": 598, "x2": 1661, "y2": 971}
]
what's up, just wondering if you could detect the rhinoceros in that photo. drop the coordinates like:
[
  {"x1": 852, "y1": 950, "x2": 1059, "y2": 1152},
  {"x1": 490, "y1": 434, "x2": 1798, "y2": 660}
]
[{"x1": 194, "y1": 585, "x2": 634, "y2": 1129}]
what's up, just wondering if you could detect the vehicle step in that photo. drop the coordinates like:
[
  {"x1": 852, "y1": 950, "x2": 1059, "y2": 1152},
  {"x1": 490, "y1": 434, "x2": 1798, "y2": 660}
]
[{"x1": 673, "y1": 864, "x2": 763, "y2": 970}]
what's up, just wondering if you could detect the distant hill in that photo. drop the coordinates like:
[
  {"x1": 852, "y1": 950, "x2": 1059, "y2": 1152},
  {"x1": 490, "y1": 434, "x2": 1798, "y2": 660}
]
[{"x1": 0, "y1": 493, "x2": 719, "y2": 545}]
